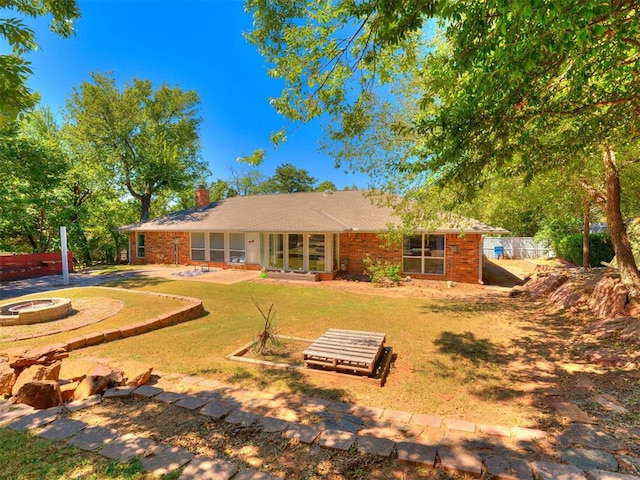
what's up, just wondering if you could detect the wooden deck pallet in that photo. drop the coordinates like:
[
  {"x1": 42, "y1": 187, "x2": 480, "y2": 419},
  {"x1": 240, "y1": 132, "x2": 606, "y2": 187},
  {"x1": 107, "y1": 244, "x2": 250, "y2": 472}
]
[{"x1": 302, "y1": 328, "x2": 386, "y2": 375}]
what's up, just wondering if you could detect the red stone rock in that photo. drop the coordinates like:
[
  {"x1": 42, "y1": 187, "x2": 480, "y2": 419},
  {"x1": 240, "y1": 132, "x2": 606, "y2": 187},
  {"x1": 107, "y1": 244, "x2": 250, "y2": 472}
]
[
  {"x1": 0, "y1": 343, "x2": 68, "y2": 369},
  {"x1": 523, "y1": 273, "x2": 568, "y2": 298},
  {"x1": 0, "y1": 363, "x2": 16, "y2": 396},
  {"x1": 12, "y1": 361, "x2": 62, "y2": 396},
  {"x1": 86, "y1": 362, "x2": 125, "y2": 386},
  {"x1": 588, "y1": 275, "x2": 628, "y2": 319},
  {"x1": 59, "y1": 379, "x2": 82, "y2": 403},
  {"x1": 126, "y1": 367, "x2": 153, "y2": 387},
  {"x1": 14, "y1": 380, "x2": 62, "y2": 409},
  {"x1": 72, "y1": 375, "x2": 111, "y2": 401}
]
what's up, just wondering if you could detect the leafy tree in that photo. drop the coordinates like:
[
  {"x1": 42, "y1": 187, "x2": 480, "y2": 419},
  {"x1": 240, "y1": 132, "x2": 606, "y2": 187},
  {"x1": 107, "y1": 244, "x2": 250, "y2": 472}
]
[
  {"x1": 263, "y1": 163, "x2": 317, "y2": 193},
  {"x1": 0, "y1": 0, "x2": 80, "y2": 126},
  {"x1": 66, "y1": 72, "x2": 208, "y2": 222},
  {"x1": 0, "y1": 123, "x2": 69, "y2": 252},
  {"x1": 226, "y1": 167, "x2": 267, "y2": 196},
  {"x1": 246, "y1": 0, "x2": 640, "y2": 296},
  {"x1": 208, "y1": 179, "x2": 236, "y2": 202},
  {"x1": 316, "y1": 180, "x2": 337, "y2": 192}
]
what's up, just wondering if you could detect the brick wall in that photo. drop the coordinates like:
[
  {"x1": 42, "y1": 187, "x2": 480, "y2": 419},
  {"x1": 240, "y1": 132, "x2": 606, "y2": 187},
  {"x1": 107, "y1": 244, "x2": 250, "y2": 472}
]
[
  {"x1": 445, "y1": 233, "x2": 482, "y2": 284},
  {"x1": 339, "y1": 232, "x2": 402, "y2": 276},
  {"x1": 130, "y1": 231, "x2": 190, "y2": 265},
  {"x1": 339, "y1": 232, "x2": 482, "y2": 284}
]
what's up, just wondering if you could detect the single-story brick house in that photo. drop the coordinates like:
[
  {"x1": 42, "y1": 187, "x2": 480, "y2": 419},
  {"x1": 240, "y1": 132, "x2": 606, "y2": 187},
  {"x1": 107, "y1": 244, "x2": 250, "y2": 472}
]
[{"x1": 121, "y1": 189, "x2": 507, "y2": 284}]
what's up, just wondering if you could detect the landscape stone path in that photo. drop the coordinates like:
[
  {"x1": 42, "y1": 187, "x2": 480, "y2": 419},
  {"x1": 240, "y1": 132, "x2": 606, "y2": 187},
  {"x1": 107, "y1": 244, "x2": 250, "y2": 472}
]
[{"x1": 2, "y1": 371, "x2": 639, "y2": 480}]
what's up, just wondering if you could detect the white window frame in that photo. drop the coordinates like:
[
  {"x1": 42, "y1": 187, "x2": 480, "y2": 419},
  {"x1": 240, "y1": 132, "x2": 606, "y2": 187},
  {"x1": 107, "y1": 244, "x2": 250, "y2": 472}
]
[
  {"x1": 137, "y1": 233, "x2": 145, "y2": 258},
  {"x1": 402, "y1": 234, "x2": 446, "y2": 275}
]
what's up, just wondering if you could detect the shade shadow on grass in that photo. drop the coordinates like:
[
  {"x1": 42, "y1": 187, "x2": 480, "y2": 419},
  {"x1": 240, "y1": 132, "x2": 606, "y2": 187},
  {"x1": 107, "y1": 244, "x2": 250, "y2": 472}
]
[
  {"x1": 226, "y1": 366, "x2": 349, "y2": 401},
  {"x1": 434, "y1": 331, "x2": 506, "y2": 367},
  {"x1": 424, "y1": 297, "x2": 514, "y2": 314},
  {"x1": 103, "y1": 274, "x2": 172, "y2": 289}
]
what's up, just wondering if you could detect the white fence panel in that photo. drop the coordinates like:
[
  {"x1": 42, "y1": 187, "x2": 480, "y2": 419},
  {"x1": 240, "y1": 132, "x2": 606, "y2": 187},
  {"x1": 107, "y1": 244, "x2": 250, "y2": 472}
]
[{"x1": 483, "y1": 236, "x2": 554, "y2": 259}]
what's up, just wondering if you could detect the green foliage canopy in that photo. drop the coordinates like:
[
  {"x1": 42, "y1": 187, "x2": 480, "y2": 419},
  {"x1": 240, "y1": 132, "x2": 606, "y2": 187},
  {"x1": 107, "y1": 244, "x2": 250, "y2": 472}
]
[
  {"x1": 0, "y1": 0, "x2": 80, "y2": 126},
  {"x1": 66, "y1": 72, "x2": 209, "y2": 222}
]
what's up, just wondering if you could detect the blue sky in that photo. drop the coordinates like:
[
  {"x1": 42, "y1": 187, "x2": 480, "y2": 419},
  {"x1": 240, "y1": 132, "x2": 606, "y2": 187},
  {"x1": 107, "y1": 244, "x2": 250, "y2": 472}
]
[{"x1": 20, "y1": 0, "x2": 369, "y2": 189}]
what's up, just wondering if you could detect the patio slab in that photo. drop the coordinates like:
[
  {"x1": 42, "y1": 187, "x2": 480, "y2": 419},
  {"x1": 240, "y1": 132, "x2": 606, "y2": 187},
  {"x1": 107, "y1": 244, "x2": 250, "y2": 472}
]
[
  {"x1": 178, "y1": 456, "x2": 238, "y2": 480},
  {"x1": 99, "y1": 433, "x2": 156, "y2": 461},
  {"x1": 66, "y1": 425, "x2": 119, "y2": 451},
  {"x1": 36, "y1": 417, "x2": 87, "y2": 440},
  {"x1": 140, "y1": 444, "x2": 194, "y2": 475}
]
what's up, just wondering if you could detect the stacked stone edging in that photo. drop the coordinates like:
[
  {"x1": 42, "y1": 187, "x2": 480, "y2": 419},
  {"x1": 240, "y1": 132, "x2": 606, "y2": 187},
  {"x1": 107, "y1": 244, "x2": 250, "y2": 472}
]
[{"x1": 62, "y1": 289, "x2": 204, "y2": 352}]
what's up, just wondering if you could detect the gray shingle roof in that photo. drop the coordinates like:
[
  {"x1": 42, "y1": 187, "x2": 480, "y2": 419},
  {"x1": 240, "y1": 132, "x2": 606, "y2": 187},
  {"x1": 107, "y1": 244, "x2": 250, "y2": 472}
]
[{"x1": 121, "y1": 190, "x2": 508, "y2": 234}]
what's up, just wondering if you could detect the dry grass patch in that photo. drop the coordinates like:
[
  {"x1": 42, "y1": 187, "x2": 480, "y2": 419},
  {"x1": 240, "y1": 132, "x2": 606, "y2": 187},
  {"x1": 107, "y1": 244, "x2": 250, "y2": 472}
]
[{"x1": 48, "y1": 279, "x2": 563, "y2": 429}]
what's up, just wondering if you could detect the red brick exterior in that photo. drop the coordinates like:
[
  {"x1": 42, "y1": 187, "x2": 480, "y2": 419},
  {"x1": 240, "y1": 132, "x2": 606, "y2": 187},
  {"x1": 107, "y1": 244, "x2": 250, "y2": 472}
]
[
  {"x1": 195, "y1": 188, "x2": 210, "y2": 208},
  {"x1": 339, "y1": 232, "x2": 402, "y2": 276},
  {"x1": 130, "y1": 231, "x2": 190, "y2": 265},
  {"x1": 339, "y1": 232, "x2": 482, "y2": 284},
  {"x1": 131, "y1": 231, "x2": 482, "y2": 284}
]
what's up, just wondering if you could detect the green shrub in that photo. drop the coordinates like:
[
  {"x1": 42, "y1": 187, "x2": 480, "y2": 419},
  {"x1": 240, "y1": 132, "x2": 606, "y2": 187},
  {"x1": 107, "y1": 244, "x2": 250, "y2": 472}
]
[
  {"x1": 554, "y1": 233, "x2": 615, "y2": 267},
  {"x1": 362, "y1": 256, "x2": 402, "y2": 284}
]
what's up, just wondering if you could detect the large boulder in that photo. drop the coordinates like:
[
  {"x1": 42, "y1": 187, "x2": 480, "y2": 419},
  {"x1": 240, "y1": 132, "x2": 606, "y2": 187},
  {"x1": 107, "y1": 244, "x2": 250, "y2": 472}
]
[
  {"x1": 523, "y1": 273, "x2": 569, "y2": 298},
  {"x1": 72, "y1": 375, "x2": 112, "y2": 401},
  {"x1": 12, "y1": 361, "x2": 62, "y2": 396},
  {"x1": 13, "y1": 380, "x2": 62, "y2": 409},
  {"x1": 72, "y1": 362, "x2": 126, "y2": 401},
  {"x1": 587, "y1": 275, "x2": 627, "y2": 319},
  {"x1": 0, "y1": 343, "x2": 68, "y2": 369}
]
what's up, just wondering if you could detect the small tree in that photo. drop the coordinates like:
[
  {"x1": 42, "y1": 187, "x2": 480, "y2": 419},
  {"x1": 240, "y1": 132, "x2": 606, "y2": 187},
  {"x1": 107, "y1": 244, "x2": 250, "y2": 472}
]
[{"x1": 252, "y1": 297, "x2": 279, "y2": 354}]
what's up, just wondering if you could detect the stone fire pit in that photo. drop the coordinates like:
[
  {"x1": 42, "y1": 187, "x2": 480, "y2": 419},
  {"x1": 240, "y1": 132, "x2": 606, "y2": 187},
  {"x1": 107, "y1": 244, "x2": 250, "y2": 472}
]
[{"x1": 0, "y1": 298, "x2": 72, "y2": 326}]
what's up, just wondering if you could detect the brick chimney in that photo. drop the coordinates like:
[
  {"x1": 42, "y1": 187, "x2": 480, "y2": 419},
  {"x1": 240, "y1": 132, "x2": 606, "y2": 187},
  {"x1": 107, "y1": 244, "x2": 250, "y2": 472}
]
[{"x1": 195, "y1": 186, "x2": 210, "y2": 208}]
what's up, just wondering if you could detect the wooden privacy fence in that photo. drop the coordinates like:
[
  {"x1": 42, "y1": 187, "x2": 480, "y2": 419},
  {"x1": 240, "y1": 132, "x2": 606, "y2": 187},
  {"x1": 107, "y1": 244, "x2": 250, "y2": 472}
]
[
  {"x1": 0, "y1": 252, "x2": 74, "y2": 281},
  {"x1": 483, "y1": 237, "x2": 554, "y2": 260}
]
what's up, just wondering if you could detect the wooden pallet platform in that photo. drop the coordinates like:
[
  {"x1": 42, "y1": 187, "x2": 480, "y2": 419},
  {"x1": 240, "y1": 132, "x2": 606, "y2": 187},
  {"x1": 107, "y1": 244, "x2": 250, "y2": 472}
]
[{"x1": 302, "y1": 328, "x2": 386, "y2": 375}]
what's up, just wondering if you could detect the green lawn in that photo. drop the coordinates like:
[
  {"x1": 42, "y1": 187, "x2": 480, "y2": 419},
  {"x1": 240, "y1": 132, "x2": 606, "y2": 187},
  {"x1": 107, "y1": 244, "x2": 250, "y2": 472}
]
[
  {"x1": 0, "y1": 428, "x2": 148, "y2": 480},
  {"x1": 2, "y1": 276, "x2": 552, "y2": 427}
]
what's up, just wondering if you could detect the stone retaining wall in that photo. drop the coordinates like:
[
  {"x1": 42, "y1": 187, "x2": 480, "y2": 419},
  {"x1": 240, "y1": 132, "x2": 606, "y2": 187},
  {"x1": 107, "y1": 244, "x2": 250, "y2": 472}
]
[{"x1": 62, "y1": 289, "x2": 204, "y2": 352}]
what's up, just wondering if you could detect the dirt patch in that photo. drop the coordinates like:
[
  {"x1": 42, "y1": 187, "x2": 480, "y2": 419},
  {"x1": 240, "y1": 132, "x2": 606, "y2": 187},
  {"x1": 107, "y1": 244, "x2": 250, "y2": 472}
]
[
  {"x1": 69, "y1": 397, "x2": 473, "y2": 479},
  {"x1": 0, "y1": 297, "x2": 124, "y2": 342}
]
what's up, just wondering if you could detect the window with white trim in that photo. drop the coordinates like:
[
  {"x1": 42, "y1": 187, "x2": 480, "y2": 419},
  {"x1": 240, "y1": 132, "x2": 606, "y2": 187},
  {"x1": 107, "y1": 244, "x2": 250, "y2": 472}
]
[
  {"x1": 403, "y1": 234, "x2": 445, "y2": 275},
  {"x1": 209, "y1": 233, "x2": 225, "y2": 262},
  {"x1": 229, "y1": 233, "x2": 246, "y2": 262},
  {"x1": 137, "y1": 233, "x2": 145, "y2": 258},
  {"x1": 191, "y1": 232, "x2": 206, "y2": 261}
]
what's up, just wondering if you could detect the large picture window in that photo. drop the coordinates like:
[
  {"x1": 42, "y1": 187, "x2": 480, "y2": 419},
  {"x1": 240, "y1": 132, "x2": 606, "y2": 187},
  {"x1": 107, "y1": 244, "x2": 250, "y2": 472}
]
[
  {"x1": 403, "y1": 234, "x2": 445, "y2": 275},
  {"x1": 265, "y1": 233, "x2": 331, "y2": 272}
]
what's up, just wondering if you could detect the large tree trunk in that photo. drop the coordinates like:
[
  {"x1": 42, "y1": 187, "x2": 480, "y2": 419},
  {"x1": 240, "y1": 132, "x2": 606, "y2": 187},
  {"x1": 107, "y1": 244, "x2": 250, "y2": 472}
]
[
  {"x1": 140, "y1": 193, "x2": 152, "y2": 222},
  {"x1": 582, "y1": 198, "x2": 590, "y2": 268},
  {"x1": 603, "y1": 145, "x2": 640, "y2": 298}
]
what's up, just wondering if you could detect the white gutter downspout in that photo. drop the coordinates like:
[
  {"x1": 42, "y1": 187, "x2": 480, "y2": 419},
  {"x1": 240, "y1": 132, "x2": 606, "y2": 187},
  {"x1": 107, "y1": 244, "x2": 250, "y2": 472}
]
[
  {"x1": 128, "y1": 232, "x2": 132, "y2": 265},
  {"x1": 478, "y1": 234, "x2": 485, "y2": 284}
]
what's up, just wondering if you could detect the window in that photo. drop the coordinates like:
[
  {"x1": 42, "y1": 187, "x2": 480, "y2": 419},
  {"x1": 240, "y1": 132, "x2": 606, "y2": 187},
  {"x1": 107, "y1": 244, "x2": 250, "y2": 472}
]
[
  {"x1": 209, "y1": 233, "x2": 224, "y2": 262},
  {"x1": 229, "y1": 233, "x2": 245, "y2": 261},
  {"x1": 308, "y1": 234, "x2": 326, "y2": 272},
  {"x1": 191, "y1": 232, "x2": 205, "y2": 261},
  {"x1": 402, "y1": 234, "x2": 445, "y2": 275},
  {"x1": 268, "y1": 234, "x2": 284, "y2": 269},
  {"x1": 288, "y1": 234, "x2": 304, "y2": 270},
  {"x1": 137, "y1": 233, "x2": 145, "y2": 258}
]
